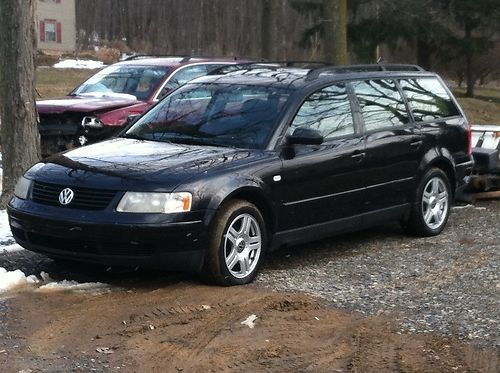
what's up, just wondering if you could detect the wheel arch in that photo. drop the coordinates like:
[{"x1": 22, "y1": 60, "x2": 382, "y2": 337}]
[
  {"x1": 204, "y1": 186, "x2": 277, "y2": 241},
  {"x1": 419, "y1": 148, "x2": 456, "y2": 199}
]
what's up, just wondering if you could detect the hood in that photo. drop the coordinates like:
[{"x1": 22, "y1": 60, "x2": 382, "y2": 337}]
[
  {"x1": 32, "y1": 138, "x2": 268, "y2": 191},
  {"x1": 37, "y1": 94, "x2": 140, "y2": 114}
]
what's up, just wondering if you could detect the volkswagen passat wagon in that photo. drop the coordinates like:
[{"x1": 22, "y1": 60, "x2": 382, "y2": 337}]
[{"x1": 8, "y1": 63, "x2": 474, "y2": 285}]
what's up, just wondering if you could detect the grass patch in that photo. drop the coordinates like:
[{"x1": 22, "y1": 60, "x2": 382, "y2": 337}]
[
  {"x1": 36, "y1": 68, "x2": 98, "y2": 99},
  {"x1": 454, "y1": 87, "x2": 500, "y2": 124}
]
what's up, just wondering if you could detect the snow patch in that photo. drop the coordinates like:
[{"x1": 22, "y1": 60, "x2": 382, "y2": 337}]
[
  {"x1": 452, "y1": 204, "x2": 487, "y2": 210},
  {"x1": 0, "y1": 267, "x2": 110, "y2": 295},
  {"x1": 38, "y1": 279, "x2": 109, "y2": 292},
  {"x1": 53, "y1": 59, "x2": 104, "y2": 70},
  {"x1": 0, "y1": 244, "x2": 24, "y2": 254},
  {"x1": 0, "y1": 268, "x2": 38, "y2": 292},
  {"x1": 241, "y1": 314, "x2": 258, "y2": 329},
  {"x1": 0, "y1": 210, "x2": 15, "y2": 245}
]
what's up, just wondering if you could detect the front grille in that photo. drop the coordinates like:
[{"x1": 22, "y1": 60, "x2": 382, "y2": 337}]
[
  {"x1": 38, "y1": 113, "x2": 83, "y2": 136},
  {"x1": 32, "y1": 181, "x2": 116, "y2": 210}
]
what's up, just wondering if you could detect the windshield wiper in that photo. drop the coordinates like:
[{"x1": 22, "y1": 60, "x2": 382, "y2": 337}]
[
  {"x1": 166, "y1": 136, "x2": 227, "y2": 147},
  {"x1": 121, "y1": 133, "x2": 145, "y2": 140}
]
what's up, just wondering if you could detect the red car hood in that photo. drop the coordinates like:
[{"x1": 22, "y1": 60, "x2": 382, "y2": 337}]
[{"x1": 37, "y1": 94, "x2": 140, "y2": 114}]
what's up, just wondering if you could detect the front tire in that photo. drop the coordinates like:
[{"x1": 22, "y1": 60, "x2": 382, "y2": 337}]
[
  {"x1": 406, "y1": 168, "x2": 452, "y2": 236},
  {"x1": 202, "y1": 200, "x2": 266, "y2": 286}
]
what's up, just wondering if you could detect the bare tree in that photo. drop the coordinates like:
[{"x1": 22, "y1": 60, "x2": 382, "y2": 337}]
[
  {"x1": 262, "y1": 0, "x2": 278, "y2": 60},
  {"x1": 323, "y1": 0, "x2": 349, "y2": 64},
  {"x1": 0, "y1": 0, "x2": 40, "y2": 206}
]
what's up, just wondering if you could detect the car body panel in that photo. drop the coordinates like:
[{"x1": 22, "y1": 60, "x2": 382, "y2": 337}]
[{"x1": 37, "y1": 96, "x2": 140, "y2": 114}]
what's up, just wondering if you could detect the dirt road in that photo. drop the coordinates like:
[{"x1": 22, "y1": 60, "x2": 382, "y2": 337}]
[
  {"x1": 0, "y1": 200, "x2": 498, "y2": 372},
  {"x1": 1, "y1": 281, "x2": 498, "y2": 372}
]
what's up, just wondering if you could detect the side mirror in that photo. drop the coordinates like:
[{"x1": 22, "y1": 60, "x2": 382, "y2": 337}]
[
  {"x1": 126, "y1": 114, "x2": 141, "y2": 125},
  {"x1": 286, "y1": 127, "x2": 324, "y2": 145}
]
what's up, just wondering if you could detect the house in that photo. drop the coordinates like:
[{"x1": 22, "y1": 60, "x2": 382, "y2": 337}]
[{"x1": 36, "y1": 0, "x2": 76, "y2": 53}]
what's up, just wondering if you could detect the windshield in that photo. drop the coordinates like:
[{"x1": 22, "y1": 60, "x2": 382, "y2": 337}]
[
  {"x1": 124, "y1": 83, "x2": 291, "y2": 149},
  {"x1": 72, "y1": 65, "x2": 170, "y2": 100}
]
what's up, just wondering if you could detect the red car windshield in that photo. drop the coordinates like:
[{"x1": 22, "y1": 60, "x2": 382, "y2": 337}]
[{"x1": 72, "y1": 65, "x2": 170, "y2": 101}]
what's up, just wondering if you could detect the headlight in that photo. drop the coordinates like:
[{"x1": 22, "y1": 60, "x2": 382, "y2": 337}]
[
  {"x1": 14, "y1": 176, "x2": 33, "y2": 200},
  {"x1": 81, "y1": 116, "x2": 104, "y2": 128},
  {"x1": 116, "y1": 192, "x2": 192, "y2": 213}
]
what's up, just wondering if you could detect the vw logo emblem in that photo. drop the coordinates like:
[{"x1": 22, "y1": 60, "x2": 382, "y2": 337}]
[{"x1": 59, "y1": 188, "x2": 74, "y2": 205}]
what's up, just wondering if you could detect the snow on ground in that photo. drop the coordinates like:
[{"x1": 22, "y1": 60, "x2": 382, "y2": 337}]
[
  {"x1": 53, "y1": 59, "x2": 105, "y2": 69},
  {"x1": 0, "y1": 267, "x2": 39, "y2": 292},
  {"x1": 38, "y1": 279, "x2": 110, "y2": 292},
  {"x1": 0, "y1": 210, "x2": 15, "y2": 246},
  {"x1": 0, "y1": 267, "x2": 111, "y2": 296}
]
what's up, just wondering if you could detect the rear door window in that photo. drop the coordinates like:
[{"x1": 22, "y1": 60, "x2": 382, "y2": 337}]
[
  {"x1": 291, "y1": 84, "x2": 355, "y2": 139},
  {"x1": 352, "y1": 79, "x2": 410, "y2": 131},
  {"x1": 399, "y1": 78, "x2": 460, "y2": 121},
  {"x1": 165, "y1": 65, "x2": 209, "y2": 91}
]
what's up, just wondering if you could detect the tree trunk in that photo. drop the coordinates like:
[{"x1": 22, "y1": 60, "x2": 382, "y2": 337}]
[
  {"x1": 262, "y1": 0, "x2": 277, "y2": 60},
  {"x1": 464, "y1": 22, "x2": 475, "y2": 98},
  {"x1": 0, "y1": 0, "x2": 40, "y2": 207},
  {"x1": 323, "y1": 0, "x2": 349, "y2": 65},
  {"x1": 416, "y1": 38, "x2": 432, "y2": 70}
]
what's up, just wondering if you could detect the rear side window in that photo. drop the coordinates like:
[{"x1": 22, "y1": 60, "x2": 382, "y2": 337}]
[
  {"x1": 399, "y1": 78, "x2": 460, "y2": 121},
  {"x1": 291, "y1": 84, "x2": 355, "y2": 139},
  {"x1": 352, "y1": 79, "x2": 410, "y2": 131}
]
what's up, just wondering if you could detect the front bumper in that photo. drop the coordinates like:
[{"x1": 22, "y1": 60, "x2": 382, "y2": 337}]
[{"x1": 7, "y1": 201, "x2": 209, "y2": 272}]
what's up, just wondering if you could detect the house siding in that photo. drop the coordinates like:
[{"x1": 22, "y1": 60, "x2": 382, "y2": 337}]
[{"x1": 36, "y1": 0, "x2": 76, "y2": 53}]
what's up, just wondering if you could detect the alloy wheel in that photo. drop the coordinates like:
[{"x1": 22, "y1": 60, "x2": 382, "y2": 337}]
[
  {"x1": 223, "y1": 213, "x2": 262, "y2": 279},
  {"x1": 421, "y1": 176, "x2": 449, "y2": 230}
]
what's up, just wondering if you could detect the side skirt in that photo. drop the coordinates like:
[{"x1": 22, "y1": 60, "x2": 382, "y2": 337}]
[{"x1": 270, "y1": 204, "x2": 410, "y2": 250}]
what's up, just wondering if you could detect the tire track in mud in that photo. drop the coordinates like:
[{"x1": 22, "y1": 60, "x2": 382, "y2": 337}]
[
  {"x1": 4, "y1": 284, "x2": 499, "y2": 372},
  {"x1": 122, "y1": 295, "x2": 329, "y2": 371}
]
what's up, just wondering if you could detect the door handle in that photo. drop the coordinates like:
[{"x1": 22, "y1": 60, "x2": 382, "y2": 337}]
[
  {"x1": 410, "y1": 140, "x2": 423, "y2": 148},
  {"x1": 351, "y1": 151, "x2": 366, "y2": 161}
]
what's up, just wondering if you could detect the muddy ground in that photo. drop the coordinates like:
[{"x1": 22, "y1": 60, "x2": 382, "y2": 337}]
[
  {"x1": 0, "y1": 281, "x2": 498, "y2": 372},
  {"x1": 0, "y1": 201, "x2": 499, "y2": 372}
]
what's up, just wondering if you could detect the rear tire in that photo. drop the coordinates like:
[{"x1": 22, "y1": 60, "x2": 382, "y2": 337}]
[
  {"x1": 406, "y1": 168, "x2": 452, "y2": 236},
  {"x1": 201, "y1": 200, "x2": 266, "y2": 286}
]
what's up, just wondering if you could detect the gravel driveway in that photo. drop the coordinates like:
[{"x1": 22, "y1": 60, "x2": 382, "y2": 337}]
[
  {"x1": 257, "y1": 200, "x2": 499, "y2": 348},
  {"x1": 1, "y1": 200, "x2": 498, "y2": 352}
]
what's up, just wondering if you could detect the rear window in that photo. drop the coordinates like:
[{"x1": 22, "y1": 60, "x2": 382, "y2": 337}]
[{"x1": 399, "y1": 78, "x2": 460, "y2": 121}]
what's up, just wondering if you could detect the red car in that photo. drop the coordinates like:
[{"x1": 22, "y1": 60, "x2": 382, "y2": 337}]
[{"x1": 37, "y1": 56, "x2": 241, "y2": 156}]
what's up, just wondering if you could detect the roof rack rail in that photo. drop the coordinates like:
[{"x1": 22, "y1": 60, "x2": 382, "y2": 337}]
[
  {"x1": 122, "y1": 54, "x2": 246, "y2": 62},
  {"x1": 208, "y1": 60, "x2": 329, "y2": 75},
  {"x1": 122, "y1": 54, "x2": 187, "y2": 61},
  {"x1": 305, "y1": 64, "x2": 425, "y2": 81}
]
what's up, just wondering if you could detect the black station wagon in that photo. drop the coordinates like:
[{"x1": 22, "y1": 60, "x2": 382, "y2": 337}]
[{"x1": 8, "y1": 63, "x2": 474, "y2": 285}]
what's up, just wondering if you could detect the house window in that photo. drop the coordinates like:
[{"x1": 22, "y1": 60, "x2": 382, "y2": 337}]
[
  {"x1": 40, "y1": 20, "x2": 62, "y2": 43},
  {"x1": 45, "y1": 22, "x2": 56, "y2": 41}
]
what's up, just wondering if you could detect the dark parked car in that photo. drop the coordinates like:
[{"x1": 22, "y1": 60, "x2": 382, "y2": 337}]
[
  {"x1": 38, "y1": 56, "x2": 241, "y2": 156},
  {"x1": 9, "y1": 63, "x2": 474, "y2": 285}
]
